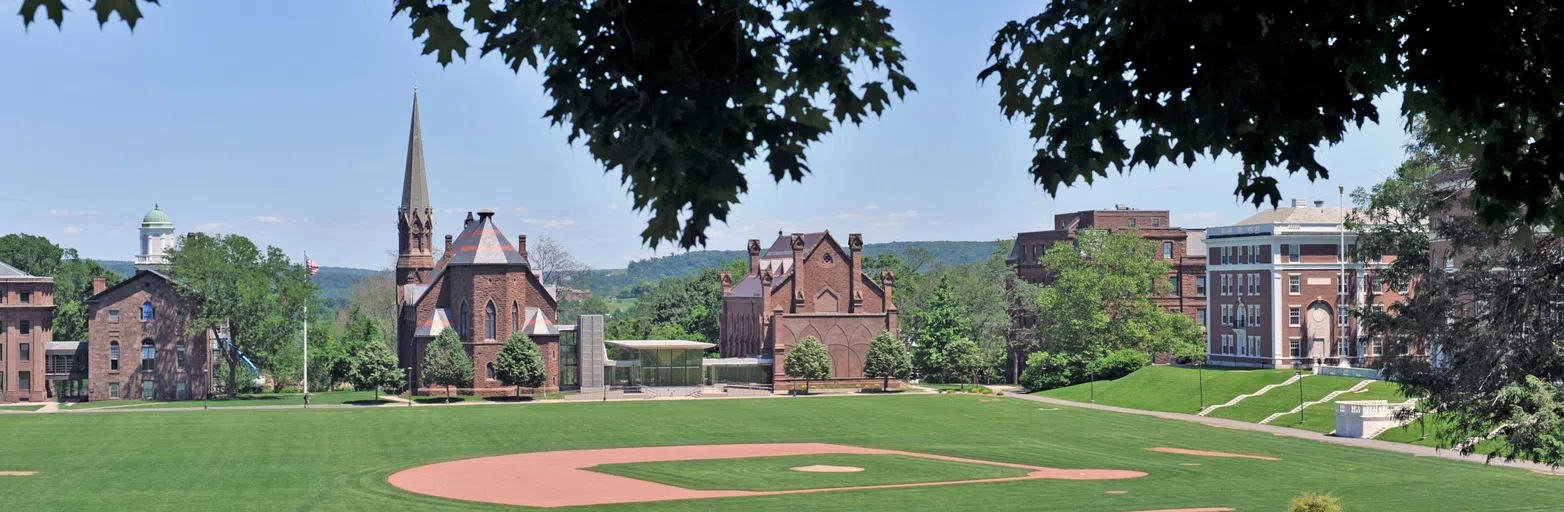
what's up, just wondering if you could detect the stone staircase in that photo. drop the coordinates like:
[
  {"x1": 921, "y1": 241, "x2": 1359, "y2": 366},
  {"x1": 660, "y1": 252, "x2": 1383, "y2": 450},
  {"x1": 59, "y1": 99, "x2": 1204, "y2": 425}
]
[
  {"x1": 1259, "y1": 379, "x2": 1374, "y2": 425},
  {"x1": 1197, "y1": 374, "x2": 1306, "y2": 416},
  {"x1": 1456, "y1": 423, "x2": 1511, "y2": 450}
]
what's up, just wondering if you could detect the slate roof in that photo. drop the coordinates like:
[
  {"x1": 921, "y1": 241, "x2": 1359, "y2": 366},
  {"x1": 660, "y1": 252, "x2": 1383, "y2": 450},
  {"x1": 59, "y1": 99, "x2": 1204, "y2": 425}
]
[
  {"x1": 761, "y1": 232, "x2": 826, "y2": 258},
  {"x1": 445, "y1": 210, "x2": 528, "y2": 266},
  {"x1": 414, "y1": 308, "x2": 452, "y2": 337},
  {"x1": 0, "y1": 261, "x2": 29, "y2": 277},
  {"x1": 521, "y1": 307, "x2": 558, "y2": 336},
  {"x1": 728, "y1": 274, "x2": 762, "y2": 298}
]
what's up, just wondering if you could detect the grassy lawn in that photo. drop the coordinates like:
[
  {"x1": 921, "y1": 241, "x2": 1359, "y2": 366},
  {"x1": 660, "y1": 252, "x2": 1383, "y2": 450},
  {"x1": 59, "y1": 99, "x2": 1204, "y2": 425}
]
[
  {"x1": 589, "y1": 454, "x2": 1029, "y2": 491},
  {"x1": 1209, "y1": 375, "x2": 1367, "y2": 424},
  {"x1": 413, "y1": 394, "x2": 489, "y2": 404},
  {"x1": 1, "y1": 394, "x2": 1561, "y2": 511},
  {"x1": 1291, "y1": 381, "x2": 1411, "y2": 435},
  {"x1": 1040, "y1": 365, "x2": 1297, "y2": 414},
  {"x1": 0, "y1": 404, "x2": 45, "y2": 412}
]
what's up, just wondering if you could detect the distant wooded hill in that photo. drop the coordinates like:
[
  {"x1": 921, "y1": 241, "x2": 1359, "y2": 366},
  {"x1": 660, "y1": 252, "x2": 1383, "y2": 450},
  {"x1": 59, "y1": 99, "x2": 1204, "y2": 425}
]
[
  {"x1": 97, "y1": 240, "x2": 1006, "y2": 306},
  {"x1": 578, "y1": 240, "x2": 1009, "y2": 297},
  {"x1": 98, "y1": 260, "x2": 383, "y2": 306}
]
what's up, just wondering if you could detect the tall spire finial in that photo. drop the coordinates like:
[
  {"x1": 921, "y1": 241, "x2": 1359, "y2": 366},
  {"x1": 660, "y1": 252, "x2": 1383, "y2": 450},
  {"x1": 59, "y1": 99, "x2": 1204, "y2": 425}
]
[{"x1": 401, "y1": 90, "x2": 431, "y2": 216}]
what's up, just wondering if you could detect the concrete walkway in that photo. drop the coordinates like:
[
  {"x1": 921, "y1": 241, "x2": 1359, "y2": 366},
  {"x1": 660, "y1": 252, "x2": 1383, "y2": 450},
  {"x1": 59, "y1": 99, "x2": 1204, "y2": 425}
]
[{"x1": 991, "y1": 385, "x2": 1561, "y2": 476}]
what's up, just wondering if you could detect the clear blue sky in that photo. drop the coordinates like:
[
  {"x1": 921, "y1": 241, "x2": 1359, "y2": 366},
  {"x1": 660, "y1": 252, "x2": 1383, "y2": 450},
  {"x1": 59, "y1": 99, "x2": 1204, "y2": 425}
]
[{"x1": 2, "y1": 1, "x2": 1409, "y2": 270}]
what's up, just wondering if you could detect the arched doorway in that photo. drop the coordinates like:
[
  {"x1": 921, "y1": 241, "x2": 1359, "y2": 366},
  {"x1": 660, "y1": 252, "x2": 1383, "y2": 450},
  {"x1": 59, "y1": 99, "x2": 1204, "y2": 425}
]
[{"x1": 1305, "y1": 303, "x2": 1332, "y2": 361}]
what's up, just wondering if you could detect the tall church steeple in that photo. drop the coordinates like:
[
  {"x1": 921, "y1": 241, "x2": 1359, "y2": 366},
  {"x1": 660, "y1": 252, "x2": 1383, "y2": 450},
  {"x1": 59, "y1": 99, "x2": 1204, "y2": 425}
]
[{"x1": 397, "y1": 88, "x2": 435, "y2": 285}]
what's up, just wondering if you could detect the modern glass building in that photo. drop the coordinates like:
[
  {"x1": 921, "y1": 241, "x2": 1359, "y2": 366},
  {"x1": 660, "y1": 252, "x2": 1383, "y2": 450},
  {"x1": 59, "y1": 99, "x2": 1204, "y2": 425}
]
[{"x1": 602, "y1": 340, "x2": 713, "y2": 387}]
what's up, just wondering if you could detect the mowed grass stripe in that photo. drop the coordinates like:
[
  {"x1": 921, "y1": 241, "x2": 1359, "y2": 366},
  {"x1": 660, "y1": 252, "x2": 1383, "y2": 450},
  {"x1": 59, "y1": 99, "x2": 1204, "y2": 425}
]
[
  {"x1": 0, "y1": 394, "x2": 1559, "y2": 511},
  {"x1": 588, "y1": 454, "x2": 1030, "y2": 491},
  {"x1": 1040, "y1": 365, "x2": 1296, "y2": 414}
]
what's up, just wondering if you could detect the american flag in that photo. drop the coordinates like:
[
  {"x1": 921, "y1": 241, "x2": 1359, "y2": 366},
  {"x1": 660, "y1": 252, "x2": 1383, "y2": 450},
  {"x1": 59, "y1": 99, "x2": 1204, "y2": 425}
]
[{"x1": 306, "y1": 258, "x2": 319, "y2": 277}]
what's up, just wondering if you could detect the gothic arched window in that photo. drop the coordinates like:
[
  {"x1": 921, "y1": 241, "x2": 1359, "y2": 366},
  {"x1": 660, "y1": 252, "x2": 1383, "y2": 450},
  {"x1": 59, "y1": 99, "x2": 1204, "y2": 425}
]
[
  {"x1": 460, "y1": 301, "x2": 471, "y2": 340},
  {"x1": 485, "y1": 301, "x2": 497, "y2": 340},
  {"x1": 141, "y1": 302, "x2": 155, "y2": 322},
  {"x1": 512, "y1": 301, "x2": 519, "y2": 332}
]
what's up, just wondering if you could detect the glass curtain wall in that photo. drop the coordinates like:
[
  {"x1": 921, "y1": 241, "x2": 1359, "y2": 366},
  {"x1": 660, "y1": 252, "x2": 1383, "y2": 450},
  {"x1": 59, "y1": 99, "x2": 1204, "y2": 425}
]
[
  {"x1": 559, "y1": 330, "x2": 580, "y2": 389},
  {"x1": 637, "y1": 349, "x2": 704, "y2": 387}
]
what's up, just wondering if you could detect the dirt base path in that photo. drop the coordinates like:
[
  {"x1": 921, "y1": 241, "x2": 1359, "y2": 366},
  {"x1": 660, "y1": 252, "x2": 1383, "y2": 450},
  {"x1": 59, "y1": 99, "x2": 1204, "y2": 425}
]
[{"x1": 388, "y1": 443, "x2": 1146, "y2": 508}]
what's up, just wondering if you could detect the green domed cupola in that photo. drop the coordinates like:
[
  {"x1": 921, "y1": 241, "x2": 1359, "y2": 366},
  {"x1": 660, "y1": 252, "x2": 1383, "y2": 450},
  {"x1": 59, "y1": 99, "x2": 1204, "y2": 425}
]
[{"x1": 141, "y1": 204, "x2": 174, "y2": 229}]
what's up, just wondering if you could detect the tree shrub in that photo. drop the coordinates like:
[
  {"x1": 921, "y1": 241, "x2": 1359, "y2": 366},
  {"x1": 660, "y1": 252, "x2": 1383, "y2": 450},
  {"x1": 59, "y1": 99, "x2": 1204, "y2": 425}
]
[
  {"x1": 1085, "y1": 349, "x2": 1150, "y2": 381},
  {"x1": 1288, "y1": 492, "x2": 1342, "y2": 512},
  {"x1": 1020, "y1": 351, "x2": 1081, "y2": 391}
]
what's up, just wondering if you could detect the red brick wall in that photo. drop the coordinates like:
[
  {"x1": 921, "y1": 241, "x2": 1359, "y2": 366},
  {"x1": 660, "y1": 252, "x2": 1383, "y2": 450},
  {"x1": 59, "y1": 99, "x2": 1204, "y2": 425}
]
[
  {"x1": 1, "y1": 279, "x2": 52, "y2": 403},
  {"x1": 771, "y1": 313, "x2": 889, "y2": 381},
  {"x1": 85, "y1": 274, "x2": 210, "y2": 401}
]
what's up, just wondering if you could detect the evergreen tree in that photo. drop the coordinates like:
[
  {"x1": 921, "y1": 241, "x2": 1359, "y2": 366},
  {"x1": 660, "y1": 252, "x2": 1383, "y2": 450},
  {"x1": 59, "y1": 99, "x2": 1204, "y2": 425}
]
[
  {"x1": 421, "y1": 329, "x2": 473, "y2": 401},
  {"x1": 912, "y1": 277, "x2": 969, "y2": 382},
  {"x1": 494, "y1": 332, "x2": 547, "y2": 398},
  {"x1": 862, "y1": 330, "x2": 912, "y2": 391},
  {"x1": 352, "y1": 339, "x2": 403, "y2": 401},
  {"x1": 783, "y1": 336, "x2": 833, "y2": 394}
]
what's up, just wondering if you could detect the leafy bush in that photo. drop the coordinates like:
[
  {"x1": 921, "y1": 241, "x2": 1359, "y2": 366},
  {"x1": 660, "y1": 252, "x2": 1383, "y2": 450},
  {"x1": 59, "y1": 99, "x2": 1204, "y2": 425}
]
[
  {"x1": 1020, "y1": 351, "x2": 1082, "y2": 391},
  {"x1": 1085, "y1": 349, "x2": 1150, "y2": 380},
  {"x1": 1289, "y1": 492, "x2": 1342, "y2": 512}
]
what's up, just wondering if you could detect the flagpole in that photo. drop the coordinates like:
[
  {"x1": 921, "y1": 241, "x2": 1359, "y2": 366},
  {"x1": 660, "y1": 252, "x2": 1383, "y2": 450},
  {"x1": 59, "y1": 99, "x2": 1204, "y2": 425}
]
[
  {"x1": 303, "y1": 252, "x2": 310, "y2": 409},
  {"x1": 1338, "y1": 185, "x2": 1346, "y2": 367}
]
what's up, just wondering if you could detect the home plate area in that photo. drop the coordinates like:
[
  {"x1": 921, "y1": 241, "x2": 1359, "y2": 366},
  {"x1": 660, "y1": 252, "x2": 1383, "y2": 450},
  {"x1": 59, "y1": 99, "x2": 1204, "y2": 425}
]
[{"x1": 388, "y1": 442, "x2": 1147, "y2": 508}]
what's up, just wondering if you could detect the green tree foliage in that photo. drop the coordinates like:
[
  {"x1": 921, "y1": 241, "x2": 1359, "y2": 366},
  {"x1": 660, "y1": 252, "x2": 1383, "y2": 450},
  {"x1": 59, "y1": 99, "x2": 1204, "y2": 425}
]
[
  {"x1": 980, "y1": 1, "x2": 1564, "y2": 232},
  {"x1": 557, "y1": 295, "x2": 613, "y2": 326},
  {"x1": 1032, "y1": 229, "x2": 1202, "y2": 359},
  {"x1": 945, "y1": 337, "x2": 982, "y2": 390},
  {"x1": 0, "y1": 233, "x2": 65, "y2": 276},
  {"x1": 344, "y1": 271, "x2": 397, "y2": 348},
  {"x1": 392, "y1": 0, "x2": 912, "y2": 249},
  {"x1": 910, "y1": 277, "x2": 970, "y2": 383},
  {"x1": 494, "y1": 332, "x2": 547, "y2": 398},
  {"x1": 1020, "y1": 351, "x2": 1079, "y2": 392},
  {"x1": 351, "y1": 335, "x2": 403, "y2": 401},
  {"x1": 862, "y1": 330, "x2": 911, "y2": 391},
  {"x1": 783, "y1": 336, "x2": 832, "y2": 394},
  {"x1": 421, "y1": 329, "x2": 473, "y2": 399},
  {"x1": 51, "y1": 252, "x2": 123, "y2": 341},
  {"x1": 166, "y1": 233, "x2": 315, "y2": 397},
  {"x1": 606, "y1": 260, "x2": 747, "y2": 343},
  {"x1": 1085, "y1": 349, "x2": 1151, "y2": 381}
]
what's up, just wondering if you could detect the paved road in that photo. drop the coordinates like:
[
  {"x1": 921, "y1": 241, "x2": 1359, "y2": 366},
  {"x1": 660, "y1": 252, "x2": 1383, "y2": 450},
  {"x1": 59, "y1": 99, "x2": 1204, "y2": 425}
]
[{"x1": 991, "y1": 386, "x2": 1560, "y2": 476}]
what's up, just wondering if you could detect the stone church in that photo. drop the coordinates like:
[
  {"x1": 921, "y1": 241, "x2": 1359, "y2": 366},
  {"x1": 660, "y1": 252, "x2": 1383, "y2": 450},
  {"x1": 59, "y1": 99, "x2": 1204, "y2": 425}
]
[
  {"x1": 393, "y1": 91, "x2": 561, "y2": 395},
  {"x1": 719, "y1": 232, "x2": 898, "y2": 390}
]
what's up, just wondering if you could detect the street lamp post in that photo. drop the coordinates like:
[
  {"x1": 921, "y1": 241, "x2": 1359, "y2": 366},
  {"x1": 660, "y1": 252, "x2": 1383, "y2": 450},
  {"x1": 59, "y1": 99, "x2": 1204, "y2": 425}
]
[
  {"x1": 1089, "y1": 366, "x2": 1096, "y2": 404},
  {"x1": 405, "y1": 367, "x2": 414, "y2": 407},
  {"x1": 1296, "y1": 370, "x2": 1306, "y2": 424},
  {"x1": 1198, "y1": 360, "x2": 1205, "y2": 412}
]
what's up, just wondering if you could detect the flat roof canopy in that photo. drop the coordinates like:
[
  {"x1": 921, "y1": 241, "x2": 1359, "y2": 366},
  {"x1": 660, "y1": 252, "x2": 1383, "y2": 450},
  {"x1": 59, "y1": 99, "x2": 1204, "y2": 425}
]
[{"x1": 604, "y1": 340, "x2": 716, "y2": 351}]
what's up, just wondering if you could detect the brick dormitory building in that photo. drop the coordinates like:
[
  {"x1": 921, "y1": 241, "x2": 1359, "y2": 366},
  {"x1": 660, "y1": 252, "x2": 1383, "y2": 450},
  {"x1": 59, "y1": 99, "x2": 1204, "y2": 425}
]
[
  {"x1": 1203, "y1": 199, "x2": 1405, "y2": 369},
  {"x1": 1008, "y1": 208, "x2": 1209, "y2": 366}
]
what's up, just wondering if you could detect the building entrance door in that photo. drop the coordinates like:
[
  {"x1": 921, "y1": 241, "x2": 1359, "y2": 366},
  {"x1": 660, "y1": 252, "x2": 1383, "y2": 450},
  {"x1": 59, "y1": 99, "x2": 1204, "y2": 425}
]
[{"x1": 1306, "y1": 304, "x2": 1332, "y2": 360}]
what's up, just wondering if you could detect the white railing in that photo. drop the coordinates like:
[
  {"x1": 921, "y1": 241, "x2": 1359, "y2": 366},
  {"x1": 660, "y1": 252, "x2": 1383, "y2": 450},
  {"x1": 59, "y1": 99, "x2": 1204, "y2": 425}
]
[{"x1": 1334, "y1": 399, "x2": 1416, "y2": 438}]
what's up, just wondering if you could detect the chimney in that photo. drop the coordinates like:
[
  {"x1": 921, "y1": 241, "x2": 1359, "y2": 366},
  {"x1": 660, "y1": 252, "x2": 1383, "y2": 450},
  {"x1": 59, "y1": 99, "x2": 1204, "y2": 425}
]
[
  {"x1": 747, "y1": 239, "x2": 761, "y2": 275},
  {"x1": 517, "y1": 235, "x2": 528, "y2": 262},
  {"x1": 1314, "y1": 200, "x2": 1325, "y2": 208},
  {"x1": 1292, "y1": 198, "x2": 1309, "y2": 207},
  {"x1": 719, "y1": 272, "x2": 733, "y2": 294},
  {"x1": 91, "y1": 275, "x2": 107, "y2": 295},
  {"x1": 760, "y1": 268, "x2": 774, "y2": 311},
  {"x1": 790, "y1": 233, "x2": 806, "y2": 275},
  {"x1": 464, "y1": 211, "x2": 475, "y2": 228},
  {"x1": 444, "y1": 234, "x2": 453, "y2": 254},
  {"x1": 848, "y1": 234, "x2": 863, "y2": 311},
  {"x1": 477, "y1": 208, "x2": 495, "y2": 220}
]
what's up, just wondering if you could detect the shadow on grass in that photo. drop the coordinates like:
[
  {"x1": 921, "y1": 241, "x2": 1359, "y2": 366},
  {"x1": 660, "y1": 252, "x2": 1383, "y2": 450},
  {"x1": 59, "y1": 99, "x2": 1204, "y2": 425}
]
[
  {"x1": 413, "y1": 397, "x2": 468, "y2": 404},
  {"x1": 857, "y1": 388, "x2": 904, "y2": 394},
  {"x1": 482, "y1": 396, "x2": 538, "y2": 403},
  {"x1": 343, "y1": 399, "x2": 396, "y2": 406}
]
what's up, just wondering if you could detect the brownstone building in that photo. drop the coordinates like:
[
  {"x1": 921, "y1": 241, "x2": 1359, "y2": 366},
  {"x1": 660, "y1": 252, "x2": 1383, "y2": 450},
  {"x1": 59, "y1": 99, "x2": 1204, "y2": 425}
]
[
  {"x1": 719, "y1": 231, "x2": 898, "y2": 390},
  {"x1": 1, "y1": 261, "x2": 53, "y2": 402},
  {"x1": 1204, "y1": 199, "x2": 1406, "y2": 368},
  {"x1": 393, "y1": 91, "x2": 561, "y2": 396},
  {"x1": 83, "y1": 271, "x2": 214, "y2": 401},
  {"x1": 1009, "y1": 207, "x2": 1209, "y2": 323}
]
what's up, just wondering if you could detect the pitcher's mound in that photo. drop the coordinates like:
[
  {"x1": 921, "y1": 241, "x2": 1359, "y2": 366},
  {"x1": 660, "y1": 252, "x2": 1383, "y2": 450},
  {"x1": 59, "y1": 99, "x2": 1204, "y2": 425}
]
[{"x1": 791, "y1": 465, "x2": 864, "y2": 473}]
